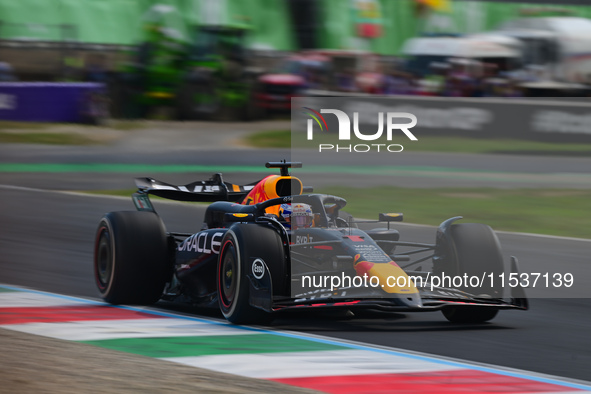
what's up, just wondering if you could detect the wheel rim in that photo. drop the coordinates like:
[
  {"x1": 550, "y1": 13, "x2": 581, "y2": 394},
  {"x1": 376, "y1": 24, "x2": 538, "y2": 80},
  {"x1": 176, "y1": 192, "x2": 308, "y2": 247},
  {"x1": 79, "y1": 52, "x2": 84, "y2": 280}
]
[
  {"x1": 219, "y1": 242, "x2": 238, "y2": 308},
  {"x1": 95, "y1": 227, "x2": 113, "y2": 291}
]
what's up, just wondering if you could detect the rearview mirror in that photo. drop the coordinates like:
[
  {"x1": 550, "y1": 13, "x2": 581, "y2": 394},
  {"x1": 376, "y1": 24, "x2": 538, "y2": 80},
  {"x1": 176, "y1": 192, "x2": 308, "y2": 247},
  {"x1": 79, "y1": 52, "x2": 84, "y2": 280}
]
[{"x1": 379, "y1": 213, "x2": 403, "y2": 222}]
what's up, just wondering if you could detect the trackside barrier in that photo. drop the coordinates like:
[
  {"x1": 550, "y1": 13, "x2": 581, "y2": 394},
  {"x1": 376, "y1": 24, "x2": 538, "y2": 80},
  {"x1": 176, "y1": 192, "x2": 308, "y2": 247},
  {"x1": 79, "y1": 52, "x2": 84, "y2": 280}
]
[
  {"x1": 303, "y1": 91, "x2": 591, "y2": 142},
  {"x1": 0, "y1": 82, "x2": 105, "y2": 123}
]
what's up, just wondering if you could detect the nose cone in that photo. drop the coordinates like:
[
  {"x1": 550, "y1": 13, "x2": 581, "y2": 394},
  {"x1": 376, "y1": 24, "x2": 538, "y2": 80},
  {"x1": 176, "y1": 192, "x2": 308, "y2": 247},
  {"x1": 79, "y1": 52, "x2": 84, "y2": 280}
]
[
  {"x1": 395, "y1": 291, "x2": 423, "y2": 309},
  {"x1": 355, "y1": 261, "x2": 422, "y2": 307}
]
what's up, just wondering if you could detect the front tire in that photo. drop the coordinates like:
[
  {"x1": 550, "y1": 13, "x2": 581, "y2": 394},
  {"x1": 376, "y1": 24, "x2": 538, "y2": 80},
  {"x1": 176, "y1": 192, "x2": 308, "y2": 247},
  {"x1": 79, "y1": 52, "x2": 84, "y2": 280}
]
[
  {"x1": 436, "y1": 223, "x2": 504, "y2": 323},
  {"x1": 442, "y1": 306, "x2": 498, "y2": 324},
  {"x1": 217, "y1": 224, "x2": 285, "y2": 324},
  {"x1": 94, "y1": 211, "x2": 169, "y2": 305}
]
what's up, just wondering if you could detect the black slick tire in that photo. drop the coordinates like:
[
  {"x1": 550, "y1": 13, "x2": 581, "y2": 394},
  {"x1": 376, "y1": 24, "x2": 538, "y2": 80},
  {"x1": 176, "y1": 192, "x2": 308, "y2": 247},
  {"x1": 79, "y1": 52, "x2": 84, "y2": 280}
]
[
  {"x1": 94, "y1": 211, "x2": 169, "y2": 305},
  {"x1": 438, "y1": 223, "x2": 504, "y2": 324},
  {"x1": 217, "y1": 223, "x2": 285, "y2": 324}
]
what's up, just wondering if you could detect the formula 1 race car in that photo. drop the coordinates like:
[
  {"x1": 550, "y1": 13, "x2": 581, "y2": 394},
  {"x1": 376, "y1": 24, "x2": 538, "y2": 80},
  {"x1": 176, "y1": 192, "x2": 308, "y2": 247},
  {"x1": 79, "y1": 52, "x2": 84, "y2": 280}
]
[{"x1": 94, "y1": 161, "x2": 528, "y2": 325}]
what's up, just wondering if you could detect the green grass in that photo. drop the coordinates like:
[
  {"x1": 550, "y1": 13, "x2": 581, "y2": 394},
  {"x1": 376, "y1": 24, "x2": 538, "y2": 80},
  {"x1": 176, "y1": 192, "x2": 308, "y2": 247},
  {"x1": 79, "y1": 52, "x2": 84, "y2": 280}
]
[
  {"x1": 85, "y1": 187, "x2": 591, "y2": 239},
  {"x1": 403, "y1": 136, "x2": 591, "y2": 156},
  {"x1": 0, "y1": 121, "x2": 53, "y2": 130},
  {"x1": 244, "y1": 129, "x2": 591, "y2": 156},
  {"x1": 246, "y1": 130, "x2": 292, "y2": 148},
  {"x1": 318, "y1": 186, "x2": 591, "y2": 239},
  {"x1": 0, "y1": 120, "x2": 145, "y2": 145},
  {"x1": 0, "y1": 132, "x2": 97, "y2": 145}
]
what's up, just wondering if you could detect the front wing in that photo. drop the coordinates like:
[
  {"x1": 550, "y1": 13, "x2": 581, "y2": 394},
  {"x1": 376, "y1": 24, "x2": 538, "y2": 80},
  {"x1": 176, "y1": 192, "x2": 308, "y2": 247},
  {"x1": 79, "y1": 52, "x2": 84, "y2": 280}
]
[
  {"x1": 269, "y1": 287, "x2": 528, "y2": 313},
  {"x1": 247, "y1": 263, "x2": 528, "y2": 314}
]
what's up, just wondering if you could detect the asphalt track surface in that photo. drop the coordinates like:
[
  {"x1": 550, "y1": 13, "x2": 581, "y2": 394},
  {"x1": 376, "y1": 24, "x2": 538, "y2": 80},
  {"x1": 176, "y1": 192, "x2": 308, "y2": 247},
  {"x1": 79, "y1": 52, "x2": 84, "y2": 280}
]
[
  {"x1": 1, "y1": 185, "x2": 590, "y2": 383},
  {"x1": 1, "y1": 123, "x2": 590, "y2": 384}
]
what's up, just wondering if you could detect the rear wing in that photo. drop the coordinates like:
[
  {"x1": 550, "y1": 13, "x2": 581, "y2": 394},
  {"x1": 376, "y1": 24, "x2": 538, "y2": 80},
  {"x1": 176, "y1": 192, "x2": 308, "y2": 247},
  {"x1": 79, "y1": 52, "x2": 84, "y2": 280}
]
[{"x1": 134, "y1": 173, "x2": 257, "y2": 203}]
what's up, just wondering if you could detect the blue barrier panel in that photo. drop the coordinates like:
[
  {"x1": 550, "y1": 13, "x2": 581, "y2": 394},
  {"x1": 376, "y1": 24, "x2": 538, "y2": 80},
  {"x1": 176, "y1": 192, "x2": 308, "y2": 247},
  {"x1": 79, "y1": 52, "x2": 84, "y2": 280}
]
[{"x1": 0, "y1": 82, "x2": 105, "y2": 123}]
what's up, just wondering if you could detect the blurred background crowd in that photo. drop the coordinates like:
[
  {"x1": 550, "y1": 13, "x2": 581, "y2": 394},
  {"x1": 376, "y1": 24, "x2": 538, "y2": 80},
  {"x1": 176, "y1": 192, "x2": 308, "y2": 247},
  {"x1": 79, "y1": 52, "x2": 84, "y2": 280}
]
[{"x1": 1, "y1": 0, "x2": 591, "y2": 122}]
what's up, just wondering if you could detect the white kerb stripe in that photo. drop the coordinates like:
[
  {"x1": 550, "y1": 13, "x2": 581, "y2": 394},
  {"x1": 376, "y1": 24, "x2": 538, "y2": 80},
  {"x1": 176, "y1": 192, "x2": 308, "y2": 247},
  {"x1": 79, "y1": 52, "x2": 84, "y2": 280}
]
[
  {"x1": 161, "y1": 349, "x2": 464, "y2": 379},
  {"x1": 0, "y1": 292, "x2": 92, "y2": 308},
  {"x1": 0, "y1": 318, "x2": 260, "y2": 341}
]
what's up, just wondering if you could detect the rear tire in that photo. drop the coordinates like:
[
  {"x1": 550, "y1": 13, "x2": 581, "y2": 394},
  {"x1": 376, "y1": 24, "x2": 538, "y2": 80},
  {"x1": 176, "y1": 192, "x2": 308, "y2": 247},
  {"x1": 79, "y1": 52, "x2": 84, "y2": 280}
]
[
  {"x1": 217, "y1": 224, "x2": 285, "y2": 324},
  {"x1": 94, "y1": 211, "x2": 169, "y2": 305},
  {"x1": 436, "y1": 223, "x2": 504, "y2": 323}
]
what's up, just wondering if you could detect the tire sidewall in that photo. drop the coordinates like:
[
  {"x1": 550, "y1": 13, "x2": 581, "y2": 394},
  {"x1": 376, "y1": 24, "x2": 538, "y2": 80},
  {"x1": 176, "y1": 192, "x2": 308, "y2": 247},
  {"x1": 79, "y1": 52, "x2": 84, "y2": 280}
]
[
  {"x1": 439, "y1": 223, "x2": 505, "y2": 323},
  {"x1": 93, "y1": 211, "x2": 169, "y2": 305},
  {"x1": 450, "y1": 223, "x2": 504, "y2": 297},
  {"x1": 218, "y1": 229, "x2": 243, "y2": 318},
  {"x1": 94, "y1": 218, "x2": 116, "y2": 296},
  {"x1": 216, "y1": 223, "x2": 285, "y2": 324}
]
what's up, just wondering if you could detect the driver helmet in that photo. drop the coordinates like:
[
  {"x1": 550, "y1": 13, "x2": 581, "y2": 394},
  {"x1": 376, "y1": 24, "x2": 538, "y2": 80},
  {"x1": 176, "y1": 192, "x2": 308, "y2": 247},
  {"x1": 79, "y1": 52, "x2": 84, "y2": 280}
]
[{"x1": 279, "y1": 203, "x2": 314, "y2": 229}]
